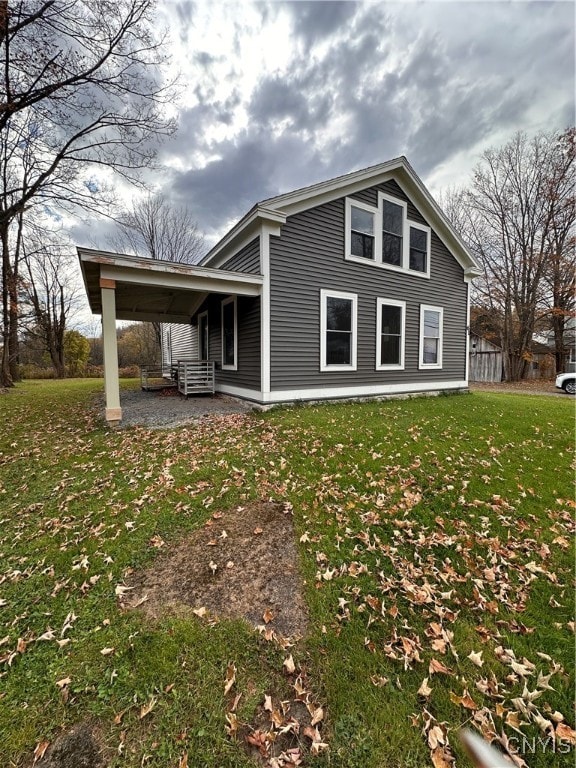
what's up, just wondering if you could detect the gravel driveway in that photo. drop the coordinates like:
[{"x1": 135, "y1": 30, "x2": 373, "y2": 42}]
[{"x1": 114, "y1": 387, "x2": 254, "y2": 428}]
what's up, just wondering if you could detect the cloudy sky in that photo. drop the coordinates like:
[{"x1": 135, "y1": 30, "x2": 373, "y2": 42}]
[{"x1": 73, "y1": 0, "x2": 574, "y2": 253}]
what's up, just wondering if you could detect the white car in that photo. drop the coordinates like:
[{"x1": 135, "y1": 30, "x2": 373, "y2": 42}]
[{"x1": 555, "y1": 372, "x2": 576, "y2": 395}]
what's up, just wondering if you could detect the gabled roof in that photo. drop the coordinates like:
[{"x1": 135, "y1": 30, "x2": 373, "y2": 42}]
[{"x1": 201, "y1": 156, "x2": 481, "y2": 277}]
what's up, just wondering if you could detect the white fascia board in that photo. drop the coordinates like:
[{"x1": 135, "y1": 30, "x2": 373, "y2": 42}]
[
  {"x1": 262, "y1": 159, "x2": 480, "y2": 277},
  {"x1": 99, "y1": 264, "x2": 263, "y2": 296},
  {"x1": 200, "y1": 206, "x2": 286, "y2": 268}
]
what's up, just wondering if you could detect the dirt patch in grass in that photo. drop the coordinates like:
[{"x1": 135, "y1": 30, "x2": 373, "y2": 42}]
[
  {"x1": 33, "y1": 721, "x2": 106, "y2": 768},
  {"x1": 122, "y1": 501, "x2": 308, "y2": 638}
]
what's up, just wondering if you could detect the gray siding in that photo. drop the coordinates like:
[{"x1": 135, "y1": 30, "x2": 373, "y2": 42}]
[
  {"x1": 220, "y1": 237, "x2": 260, "y2": 274},
  {"x1": 193, "y1": 295, "x2": 261, "y2": 391},
  {"x1": 269, "y1": 179, "x2": 468, "y2": 391},
  {"x1": 161, "y1": 323, "x2": 198, "y2": 367}
]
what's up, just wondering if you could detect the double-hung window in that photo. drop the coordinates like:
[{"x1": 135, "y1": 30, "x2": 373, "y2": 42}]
[
  {"x1": 419, "y1": 304, "x2": 443, "y2": 369},
  {"x1": 376, "y1": 299, "x2": 405, "y2": 369},
  {"x1": 409, "y1": 224, "x2": 429, "y2": 273},
  {"x1": 320, "y1": 290, "x2": 357, "y2": 371},
  {"x1": 346, "y1": 199, "x2": 376, "y2": 261},
  {"x1": 382, "y1": 199, "x2": 404, "y2": 267},
  {"x1": 345, "y1": 193, "x2": 431, "y2": 277},
  {"x1": 221, "y1": 296, "x2": 237, "y2": 370}
]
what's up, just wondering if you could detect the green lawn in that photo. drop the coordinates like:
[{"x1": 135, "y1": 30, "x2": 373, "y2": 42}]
[{"x1": 0, "y1": 380, "x2": 574, "y2": 768}]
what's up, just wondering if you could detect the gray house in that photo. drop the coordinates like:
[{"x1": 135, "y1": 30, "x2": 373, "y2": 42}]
[{"x1": 79, "y1": 157, "x2": 481, "y2": 424}]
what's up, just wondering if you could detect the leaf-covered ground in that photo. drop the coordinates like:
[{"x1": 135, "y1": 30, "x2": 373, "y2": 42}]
[{"x1": 0, "y1": 380, "x2": 574, "y2": 768}]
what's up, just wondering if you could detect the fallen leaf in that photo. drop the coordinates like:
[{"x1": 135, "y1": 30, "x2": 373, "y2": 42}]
[
  {"x1": 33, "y1": 740, "x2": 50, "y2": 763},
  {"x1": 283, "y1": 654, "x2": 296, "y2": 674},
  {"x1": 139, "y1": 697, "x2": 157, "y2": 719},
  {"x1": 55, "y1": 676, "x2": 71, "y2": 688},
  {"x1": 418, "y1": 677, "x2": 433, "y2": 698},
  {"x1": 429, "y1": 658, "x2": 451, "y2": 676},
  {"x1": 468, "y1": 650, "x2": 484, "y2": 667},
  {"x1": 556, "y1": 723, "x2": 576, "y2": 744},
  {"x1": 100, "y1": 647, "x2": 115, "y2": 656},
  {"x1": 224, "y1": 662, "x2": 236, "y2": 695}
]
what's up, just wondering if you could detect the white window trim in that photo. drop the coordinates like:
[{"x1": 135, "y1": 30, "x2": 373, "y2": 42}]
[
  {"x1": 320, "y1": 289, "x2": 358, "y2": 372},
  {"x1": 344, "y1": 193, "x2": 431, "y2": 279},
  {"x1": 345, "y1": 197, "x2": 379, "y2": 262},
  {"x1": 221, "y1": 296, "x2": 237, "y2": 371},
  {"x1": 407, "y1": 219, "x2": 431, "y2": 277},
  {"x1": 198, "y1": 310, "x2": 209, "y2": 360},
  {"x1": 419, "y1": 304, "x2": 444, "y2": 370},
  {"x1": 376, "y1": 298, "x2": 406, "y2": 370}
]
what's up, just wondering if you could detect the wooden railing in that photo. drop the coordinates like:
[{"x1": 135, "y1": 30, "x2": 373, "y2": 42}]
[
  {"x1": 140, "y1": 366, "x2": 177, "y2": 391},
  {"x1": 175, "y1": 360, "x2": 215, "y2": 396}
]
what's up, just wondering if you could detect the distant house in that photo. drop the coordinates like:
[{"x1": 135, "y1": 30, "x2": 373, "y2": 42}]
[{"x1": 78, "y1": 157, "x2": 481, "y2": 424}]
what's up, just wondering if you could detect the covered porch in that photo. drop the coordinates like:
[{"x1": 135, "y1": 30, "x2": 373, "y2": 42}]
[{"x1": 78, "y1": 248, "x2": 263, "y2": 425}]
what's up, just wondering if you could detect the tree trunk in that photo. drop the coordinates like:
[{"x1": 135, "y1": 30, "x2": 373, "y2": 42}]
[{"x1": 1, "y1": 222, "x2": 13, "y2": 387}]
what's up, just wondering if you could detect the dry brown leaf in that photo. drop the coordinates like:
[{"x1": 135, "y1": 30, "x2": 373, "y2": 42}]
[
  {"x1": 33, "y1": 741, "x2": 50, "y2": 763},
  {"x1": 262, "y1": 608, "x2": 275, "y2": 624},
  {"x1": 417, "y1": 677, "x2": 433, "y2": 698},
  {"x1": 177, "y1": 754, "x2": 188, "y2": 768},
  {"x1": 139, "y1": 697, "x2": 157, "y2": 719},
  {"x1": 224, "y1": 662, "x2": 236, "y2": 695},
  {"x1": 100, "y1": 647, "x2": 115, "y2": 656},
  {"x1": 283, "y1": 654, "x2": 296, "y2": 674},
  {"x1": 429, "y1": 658, "x2": 451, "y2": 676},
  {"x1": 192, "y1": 606, "x2": 207, "y2": 618},
  {"x1": 431, "y1": 745, "x2": 454, "y2": 768},
  {"x1": 55, "y1": 676, "x2": 71, "y2": 688},
  {"x1": 468, "y1": 650, "x2": 484, "y2": 667},
  {"x1": 556, "y1": 723, "x2": 576, "y2": 744}
]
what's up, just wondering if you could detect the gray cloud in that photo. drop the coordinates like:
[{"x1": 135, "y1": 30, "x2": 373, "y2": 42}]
[{"x1": 82, "y1": 1, "x2": 575, "y2": 252}]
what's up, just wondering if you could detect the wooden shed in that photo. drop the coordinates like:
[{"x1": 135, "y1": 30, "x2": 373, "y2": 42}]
[{"x1": 469, "y1": 333, "x2": 503, "y2": 382}]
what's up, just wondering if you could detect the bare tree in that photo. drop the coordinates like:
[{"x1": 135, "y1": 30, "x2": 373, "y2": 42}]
[
  {"x1": 22, "y1": 243, "x2": 81, "y2": 378},
  {"x1": 541, "y1": 129, "x2": 575, "y2": 373},
  {"x1": 114, "y1": 192, "x2": 206, "y2": 264},
  {"x1": 0, "y1": 0, "x2": 175, "y2": 387},
  {"x1": 443, "y1": 130, "x2": 575, "y2": 381}
]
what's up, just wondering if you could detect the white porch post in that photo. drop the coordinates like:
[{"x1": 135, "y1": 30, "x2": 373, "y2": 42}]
[{"x1": 100, "y1": 278, "x2": 122, "y2": 425}]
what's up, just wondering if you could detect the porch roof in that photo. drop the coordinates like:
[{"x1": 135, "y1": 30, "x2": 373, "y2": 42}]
[{"x1": 78, "y1": 248, "x2": 263, "y2": 324}]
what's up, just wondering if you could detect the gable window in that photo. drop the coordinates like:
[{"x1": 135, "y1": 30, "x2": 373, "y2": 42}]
[
  {"x1": 382, "y1": 199, "x2": 404, "y2": 266},
  {"x1": 409, "y1": 225, "x2": 428, "y2": 273},
  {"x1": 376, "y1": 299, "x2": 405, "y2": 369},
  {"x1": 346, "y1": 199, "x2": 376, "y2": 261},
  {"x1": 221, "y1": 296, "x2": 237, "y2": 370},
  {"x1": 419, "y1": 304, "x2": 443, "y2": 369},
  {"x1": 320, "y1": 289, "x2": 357, "y2": 371},
  {"x1": 345, "y1": 192, "x2": 431, "y2": 277},
  {"x1": 198, "y1": 311, "x2": 209, "y2": 360}
]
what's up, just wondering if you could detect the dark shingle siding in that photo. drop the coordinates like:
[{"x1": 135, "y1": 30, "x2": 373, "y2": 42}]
[{"x1": 269, "y1": 182, "x2": 467, "y2": 391}]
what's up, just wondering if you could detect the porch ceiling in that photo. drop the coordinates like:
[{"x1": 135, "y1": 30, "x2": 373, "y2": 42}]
[{"x1": 78, "y1": 248, "x2": 263, "y2": 324}]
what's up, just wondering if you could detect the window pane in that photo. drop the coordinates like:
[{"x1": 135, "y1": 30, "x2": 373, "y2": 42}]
[
  {"x1": 409, "y1": 228, "x2": 427, "y2": 272},
  {"x1": 383, "y1": 200, "x2": 403, "y2": 235},
  {"x1": 382, "y1": 233, "x2": 402, "y2": 265},
  {"x1": 423, "y1": 310, "x2": 439, "y2": 337},
  {"x1": 409, "y1": 248, "x2": 426, "y2": 272},
  {"x1": 381, "y1": 305, "x2": 401, "y2": 335},
  {"x1": 410, "y1": 228, "x2": 427, "y2": 251},
  {"x1": 327, "y1": 297, "x2": 352, "y2": 331},
  {"x1": 351, "y1": 231, "x2": 374, "y2": 260},
  {"x1": 223, "y1": 302, "x2": 235, "y2": 365},
  {"x1": 351, "y1": 206, "x2": 374, "y2": 235},
  {"x1": 326, "y1": 331, "x2": 351, "y2": 365},
  {"x1": 381, "y1": 335, "x2": 400, "y2": 365},
  {"x1": 423, "y1": 337, "x2": 438, "y2": 364}
]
